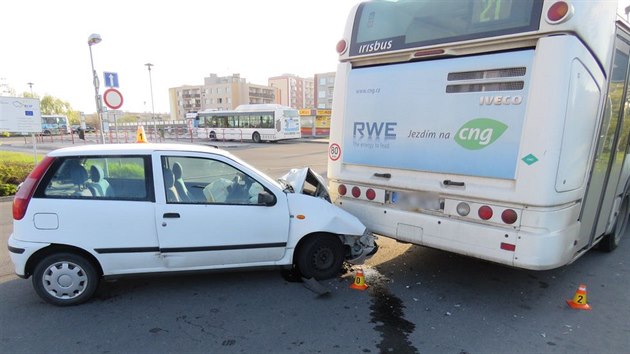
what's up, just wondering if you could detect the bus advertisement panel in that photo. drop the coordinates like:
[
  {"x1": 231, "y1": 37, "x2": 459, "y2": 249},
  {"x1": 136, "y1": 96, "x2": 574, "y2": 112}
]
[{"x1": 343, "y1": 50, "x2": 532, "y2": 179}]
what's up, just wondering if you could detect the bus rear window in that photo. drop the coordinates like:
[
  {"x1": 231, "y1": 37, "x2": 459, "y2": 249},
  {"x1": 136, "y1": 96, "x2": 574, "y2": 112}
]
[{"x1": 350, "y1": 0, "x2": 543, "y2": 56}]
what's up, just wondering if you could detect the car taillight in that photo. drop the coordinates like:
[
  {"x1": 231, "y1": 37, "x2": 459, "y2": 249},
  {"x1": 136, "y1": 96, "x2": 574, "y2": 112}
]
[
  {"x1": 338, "y1": 184, "x2": 347, "y2": 196},
  {"x1": 13, "y1": 156, "x2": 55, "y2": 220},
  {"x1": 501, "y1": 209, "x2": 518, "y2": 225},
  {"x1": 547, "y1": 1, "x2": 571, "y2": 23},
  {"x1": 352, "y1": 186, "x2": 361, "y2": 198},
  {"x1": 478, "y1": 205, "x2": 493, "y2": 220},
  {"x1": 366, "y1": 188, "x2": 376, "y2": 201}
]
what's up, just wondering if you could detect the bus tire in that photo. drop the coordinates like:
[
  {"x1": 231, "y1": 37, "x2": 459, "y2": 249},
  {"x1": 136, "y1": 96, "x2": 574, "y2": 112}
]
[
  {"x1": 252, "y1": 132, "x2": 261, "y2": 143},
  {"x1": 600, "y1": 196, "x2": 629, "y2": 252},
  {"x1": 209, "y1": 131, "x2": 216, "y2": 140}
]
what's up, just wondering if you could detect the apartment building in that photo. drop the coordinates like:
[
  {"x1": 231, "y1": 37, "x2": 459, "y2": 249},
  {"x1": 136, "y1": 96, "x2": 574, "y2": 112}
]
[
  {"x1": 268, "y1": 74, "x2": 314, "y2": 109},
  {"x1": 169, "y1": 73, "x2": 279, "y2": 120},
  {"x1": 314, "y1": 72, "x2": 335, "y2": 109}
]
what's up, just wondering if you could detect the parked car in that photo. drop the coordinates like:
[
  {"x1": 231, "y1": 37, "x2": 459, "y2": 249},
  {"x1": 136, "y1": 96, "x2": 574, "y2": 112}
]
[
  {"x1": 8, "y1": 143, "x2": 376, "y2": 306},
  {"x1": 72, "y1": 125, "x2": 96, "y2": 134}
]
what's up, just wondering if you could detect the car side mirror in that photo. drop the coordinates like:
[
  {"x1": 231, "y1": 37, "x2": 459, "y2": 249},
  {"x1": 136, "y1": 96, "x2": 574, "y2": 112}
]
[{"x1": 258, "y1": 191, "x2": 276, "y2": 206}]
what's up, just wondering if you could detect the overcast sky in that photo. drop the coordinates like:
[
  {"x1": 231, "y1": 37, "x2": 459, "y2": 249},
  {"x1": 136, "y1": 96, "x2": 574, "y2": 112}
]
[
  {"x1": 0, "y1": 0, "x2": 359, "y2": 114},
  {"x1": 2, "y1": 1, "x2": 629, "y2": 115}
]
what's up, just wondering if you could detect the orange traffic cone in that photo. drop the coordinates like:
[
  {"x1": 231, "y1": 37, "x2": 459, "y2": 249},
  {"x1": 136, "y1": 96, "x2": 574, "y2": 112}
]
[
  {"x1": 566, "y1": 284, "x2": 591, "y2": 310},
  {"x1": 136, "y1": 125, "x2": 148, "y2": 143},
  {"x1": 350, "y1": 268, "x2": 368, "y2": 291}
]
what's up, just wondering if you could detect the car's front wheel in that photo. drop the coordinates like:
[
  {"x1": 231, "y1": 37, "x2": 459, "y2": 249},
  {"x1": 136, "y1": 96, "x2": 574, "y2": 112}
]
[
  {"x1": 32, "y1": 253, "x2": 99, "y2": 306},
  {"x1": 296, "y1": 235, "x2": 344, "y2": 280}
]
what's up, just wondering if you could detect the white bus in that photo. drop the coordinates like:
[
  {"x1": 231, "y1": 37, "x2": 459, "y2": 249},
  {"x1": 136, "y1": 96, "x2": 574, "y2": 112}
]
[
  {"x1": 197, "y1": 104, "x2": 301, "y2": 143},
  {"x1": 328, "y1": 0, "x2": 630, "y2": 270},
  {"x1": 41, "y1": 115, "x2": 70, "y2": 135}
]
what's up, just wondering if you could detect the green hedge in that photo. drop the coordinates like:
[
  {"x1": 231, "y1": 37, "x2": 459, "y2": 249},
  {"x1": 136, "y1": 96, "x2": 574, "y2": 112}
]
[{"x1": 0, "y1": 152, "x2": 38, "y2": 197}]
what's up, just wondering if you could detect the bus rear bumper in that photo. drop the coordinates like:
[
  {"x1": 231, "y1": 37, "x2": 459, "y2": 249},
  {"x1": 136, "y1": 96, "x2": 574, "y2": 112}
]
[{"x1": 335, "y1": 199, "x2": 580, "y2": 270}]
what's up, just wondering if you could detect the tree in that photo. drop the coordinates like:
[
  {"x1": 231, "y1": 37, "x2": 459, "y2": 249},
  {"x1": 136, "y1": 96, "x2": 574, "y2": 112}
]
[{"x1": 39, "y1": 95, "x2": 80, "y2": 124}]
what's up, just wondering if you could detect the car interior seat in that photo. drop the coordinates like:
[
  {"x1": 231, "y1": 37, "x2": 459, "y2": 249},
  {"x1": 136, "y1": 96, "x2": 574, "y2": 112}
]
[
  {"x1": 88, "y1": 165, "x2": 111, "y2": 197},
  {"x1": 172, "y1": 162, "x2": 191, "y2": 202},
  {"x1": 163, "y1": 168, "x2": 180, "y2": 203},
  {"x1": 69, "y1": 162, "x2": 93, "y2": 197}
]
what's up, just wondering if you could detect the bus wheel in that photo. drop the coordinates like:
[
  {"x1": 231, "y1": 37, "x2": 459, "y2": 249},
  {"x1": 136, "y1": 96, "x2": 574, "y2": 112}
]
[
  {"x1": 600, "y1": 196, "x2": 629, "y2": 252},
  {"x1": 209, "y1": 131, "x2": 216, "y2": 140},
  {"x1": 252, "y1": 132, "x2": 261, "y2": 143}
]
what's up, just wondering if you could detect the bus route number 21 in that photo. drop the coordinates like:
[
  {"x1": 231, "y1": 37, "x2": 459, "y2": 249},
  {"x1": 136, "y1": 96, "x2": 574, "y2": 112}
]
[{"x1": 329, "y1": 143, "x2": 341, "y2": 161}]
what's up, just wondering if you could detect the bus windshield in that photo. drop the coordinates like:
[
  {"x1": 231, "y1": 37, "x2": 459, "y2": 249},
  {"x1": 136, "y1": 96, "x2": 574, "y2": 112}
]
[{"x1": 351, "y1": 0, "x2": 543, "y2": 56}]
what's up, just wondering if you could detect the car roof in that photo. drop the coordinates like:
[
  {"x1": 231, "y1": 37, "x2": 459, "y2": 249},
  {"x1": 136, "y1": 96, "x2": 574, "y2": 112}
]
[{"x1": 47, "y1": 143, "x2": 231, "y2": 158}]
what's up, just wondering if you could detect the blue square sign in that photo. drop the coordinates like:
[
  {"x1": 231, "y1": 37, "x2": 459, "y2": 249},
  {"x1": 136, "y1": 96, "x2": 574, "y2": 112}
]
[{"x1": 103, "y1": 72, "x2": 119, "y2": 88}]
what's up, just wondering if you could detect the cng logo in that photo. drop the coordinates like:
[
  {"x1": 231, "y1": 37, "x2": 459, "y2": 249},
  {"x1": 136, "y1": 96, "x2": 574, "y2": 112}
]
[{"x1": 455, "y1": 118, "x2": 508, "y2": 150}]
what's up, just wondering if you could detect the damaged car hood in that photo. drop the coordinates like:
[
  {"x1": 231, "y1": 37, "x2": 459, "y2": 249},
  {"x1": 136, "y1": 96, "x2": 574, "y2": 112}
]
[{"x1": 280, "y1": 168, "x2": 330, "y2": 201}]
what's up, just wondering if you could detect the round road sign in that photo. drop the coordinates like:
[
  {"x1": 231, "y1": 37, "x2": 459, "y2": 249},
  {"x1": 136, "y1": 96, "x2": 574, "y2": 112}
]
[
  {"x1": 329, "y1": 143, "x2": 341, "y2": 161},
  {"x1": 103, "y1": 88, "x2": 124, "y2": 110}
]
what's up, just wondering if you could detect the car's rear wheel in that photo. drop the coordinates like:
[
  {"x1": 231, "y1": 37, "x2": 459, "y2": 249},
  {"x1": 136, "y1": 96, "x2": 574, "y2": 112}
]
[
  {"x1": 32, "y1": 253, "x2": 99, "y2": 306},
  {"x1": 296, "y1": 235, "x2": 344, "y2": 280}
]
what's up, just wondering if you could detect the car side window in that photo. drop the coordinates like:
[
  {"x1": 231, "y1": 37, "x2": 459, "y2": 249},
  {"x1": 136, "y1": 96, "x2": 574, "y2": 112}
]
[
  {"x1": 161, "y1": 156, "x2": 266, "y2": 205},
  {"x1": 41, "y1": 156, "x2": 151, "y2": 201}
]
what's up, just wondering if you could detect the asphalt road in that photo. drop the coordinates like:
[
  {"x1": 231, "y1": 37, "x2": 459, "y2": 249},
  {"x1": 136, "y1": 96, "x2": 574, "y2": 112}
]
[{"x1": 1, "y1": 140, "x2": 629, "y2": 353}]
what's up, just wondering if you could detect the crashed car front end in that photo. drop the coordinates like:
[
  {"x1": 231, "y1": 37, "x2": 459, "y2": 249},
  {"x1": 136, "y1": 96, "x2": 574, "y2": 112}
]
[
  {"x1": 340, "y1": 229, "x2": 378, "y2": 265},
  {"x1": 281, "y1": 167, "x2": 378, "y2": 264}
]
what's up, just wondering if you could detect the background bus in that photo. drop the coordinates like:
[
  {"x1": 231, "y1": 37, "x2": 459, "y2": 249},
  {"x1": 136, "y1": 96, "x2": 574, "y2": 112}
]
[
  {"x1": 197, "y1": 104, "x2": 301, "y2": 143},
  {"x1": 41, "y1": 115, "x2": 70, "y2": 135},
  {"x1": 328, "y1": 0, "x2": 630, "y2": 270}
]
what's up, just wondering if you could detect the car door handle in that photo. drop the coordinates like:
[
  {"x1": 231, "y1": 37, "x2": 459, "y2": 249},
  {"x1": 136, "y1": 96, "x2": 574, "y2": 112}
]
[{"x1": 163, "y1": 213, "x2": 180, "y2": 218}]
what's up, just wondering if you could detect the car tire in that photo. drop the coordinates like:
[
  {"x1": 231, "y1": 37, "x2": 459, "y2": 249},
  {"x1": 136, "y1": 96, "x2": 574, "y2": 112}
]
[
  {"x1": 600, "y1": 197, "x2": 629, "y2": 252},
  {"x1": 252, "y1": 132, "x2": 261, "y2": 143},
  {"x1": 32, "y1": 253, "x2": 99, "y2": 306},
  {"x1": 296, "y1": 235, "x2": 344, "y2": 280}
]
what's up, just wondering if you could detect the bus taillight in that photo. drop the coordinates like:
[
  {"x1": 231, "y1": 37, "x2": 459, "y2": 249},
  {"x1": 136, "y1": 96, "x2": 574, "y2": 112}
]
[
  {"x1": 478, "y1": 206, "x2": 493, "y2": 220},
  {"x1": 547, "y1": 1, "x2": 572, "y2": 24},
  {"x1": 456, "y1": 202, "x2": 470, "y2": 217},
  {"x1": 352, "y1": 186, "x2": 361, "y2": 198},
  {"x1": 501, "y1": 209, "x2": 518, "y2": 225},
  {"x1": 336, "y1": 40, "x2": 347, "y2": 54},
  {"x1": 366, "y1": 188, "x2": 376, "y2": 201},
  {"x1": 338, "y1": 184, "x2": 347, "y2": 196}
]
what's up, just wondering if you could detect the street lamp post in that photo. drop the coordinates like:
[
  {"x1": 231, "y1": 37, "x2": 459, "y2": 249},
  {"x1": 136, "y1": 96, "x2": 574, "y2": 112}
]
[
  {"x1": 26, "y1": 82, "x2": 36, "y2": 163},
  {"x1": 145, "y1": 63, "x2": 157, "y2": 141},
  {"x1": 88, "y1": 33, "x2": 106, "y2": 144}
]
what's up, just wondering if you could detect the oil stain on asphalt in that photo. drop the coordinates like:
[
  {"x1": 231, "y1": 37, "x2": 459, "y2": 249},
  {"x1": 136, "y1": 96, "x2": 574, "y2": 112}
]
[{"x1": 367, "y1": 269, "x2": 418, "y2": 354}]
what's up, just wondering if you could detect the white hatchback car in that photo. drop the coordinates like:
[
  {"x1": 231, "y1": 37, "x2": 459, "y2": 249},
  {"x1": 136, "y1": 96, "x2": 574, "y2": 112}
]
[{"x1": 8, "y1": 143, "x2": 376, "y2": 306}]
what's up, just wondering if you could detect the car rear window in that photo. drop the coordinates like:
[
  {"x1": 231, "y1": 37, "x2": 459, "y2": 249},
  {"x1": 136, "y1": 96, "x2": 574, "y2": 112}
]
[{"x1": 36, "y1": 155, "x2": 153, "y2": 201}]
